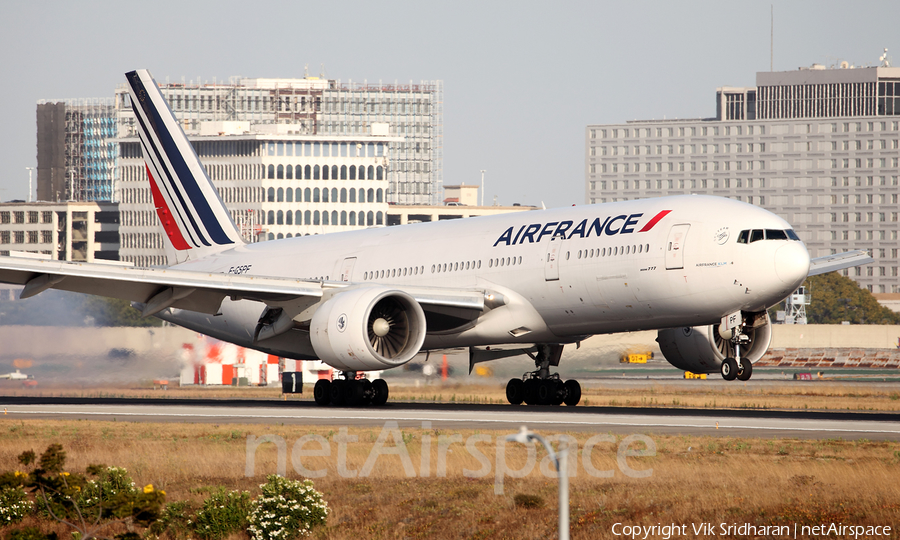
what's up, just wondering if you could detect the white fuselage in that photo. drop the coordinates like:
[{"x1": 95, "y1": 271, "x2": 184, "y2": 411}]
[{"x1": 159, "y1": 195, "x2": 810, "y2": 361}]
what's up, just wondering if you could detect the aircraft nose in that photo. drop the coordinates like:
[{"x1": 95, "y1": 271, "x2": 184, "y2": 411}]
[{"x1": 774, "y1": 242, "x2": 810, "y2": 285}]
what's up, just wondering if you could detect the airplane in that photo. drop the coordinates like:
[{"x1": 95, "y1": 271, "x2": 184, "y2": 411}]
[{"x1": 0, "y1": 69, "x2": 873, "y2": 407}]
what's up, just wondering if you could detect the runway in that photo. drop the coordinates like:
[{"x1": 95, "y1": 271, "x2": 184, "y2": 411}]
[{"x1": 2, "y1": 397, "x2": 899, "y2": 440}]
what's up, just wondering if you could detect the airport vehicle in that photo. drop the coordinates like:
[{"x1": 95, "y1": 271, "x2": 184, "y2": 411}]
[{"x1": 0, "y1": 70, "x2": 870, "y2": 407}]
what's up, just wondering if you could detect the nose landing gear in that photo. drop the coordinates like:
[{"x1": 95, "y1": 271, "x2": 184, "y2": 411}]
[
  {"x1": 719, "y1": 321, "x2": 754, "y2": 382},
  {"x1": 505, "y1": 344, "x2": 581, "y2": 406}
]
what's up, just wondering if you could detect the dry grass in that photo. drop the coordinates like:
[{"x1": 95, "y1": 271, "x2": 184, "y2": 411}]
[
  {"x1": 4, "y1": 379, "x2": 900, "y2": 412},
  {"x1": 1, "y1": 420, "x2": 899, "y2": 539}
]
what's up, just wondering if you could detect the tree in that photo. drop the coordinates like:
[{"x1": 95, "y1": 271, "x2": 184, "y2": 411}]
[{"x1": 805, "y1": 271, "x2": 900, "y2": 324}]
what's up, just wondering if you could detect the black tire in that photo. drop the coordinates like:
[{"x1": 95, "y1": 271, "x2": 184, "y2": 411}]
[
  {"x1": 537, "y1": 379, "x2": 553, "y2": 405},
  {"x1": 737, "y1": 358, "x2": 753, "y2": 381},
  {"x1": 563, "y1": 379, "x2": 582, "y2": 406},
  {"x1": 360, "y1": 379, "x2": 374, "y2": 405},
  {"x1": 506, "y1": 378, "x2": 524, "y2": 405},
  {"x1": 551, "y1": 380, "x2": 566, "y2": 406},
  {"x1": 371, "y1": 379, "x2": 389, "y2": 406},
  {"x1": 313, "y1": 379, "x2": 331, "y2": 406},
  {"x1": 523, "y1": 379, "x2": 538, "y2": 405},
  {"x1": 345, "y1": 380, "x2": 365, "y2": 407},
  {"x1": 721, "y1": 357, "x2": 738, "y2": 381},
  {"x1": 330, "y1": 379, "x2": 346, "y2": 406}
]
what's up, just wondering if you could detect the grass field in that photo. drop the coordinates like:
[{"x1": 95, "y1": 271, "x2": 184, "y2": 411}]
[{"x1": 1, "y1": 419, "x2": 899, "y2": 539}]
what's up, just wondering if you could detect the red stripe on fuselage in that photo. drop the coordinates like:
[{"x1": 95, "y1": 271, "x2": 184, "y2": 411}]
[
  {"x1": 639, "y1": 210, "x2": 672, "y2": 232},
  {"x1": 147, "y1": 164, "x2": 192, "y2": 251}
]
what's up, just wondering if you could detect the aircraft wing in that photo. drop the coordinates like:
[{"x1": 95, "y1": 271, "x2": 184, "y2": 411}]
[
  {"x1": 0, "y1": 256, "x2": 485, "y2": 319},
  {"x1": 807, "y1": 250, "x2": 874, "y2": 277}
]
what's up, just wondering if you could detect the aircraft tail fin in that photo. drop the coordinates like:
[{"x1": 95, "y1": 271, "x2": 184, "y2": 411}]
[{"x1": 125, "y1": 69, "x2": 244, "y2": 265}]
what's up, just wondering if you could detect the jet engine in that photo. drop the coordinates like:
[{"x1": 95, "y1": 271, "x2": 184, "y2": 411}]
[
  {"x1": 310, "y1": 286, "x2": 427, "y2": 371},
  {"x1": 656, "y1": 314, "x2": 772, "y2": 374}
]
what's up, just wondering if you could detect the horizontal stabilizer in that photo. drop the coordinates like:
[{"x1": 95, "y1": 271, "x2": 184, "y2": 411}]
[{"x1": 808, "y1": 250, "x2": 874, "y2": 276}]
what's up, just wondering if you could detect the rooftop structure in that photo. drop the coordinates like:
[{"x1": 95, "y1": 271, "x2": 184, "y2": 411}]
[{"x1": 114, "y1": 75, "x2": 442, "y2": 206}]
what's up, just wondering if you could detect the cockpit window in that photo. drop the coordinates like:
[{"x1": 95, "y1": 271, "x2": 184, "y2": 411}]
[{"x1": 737, "y1": 228, "x2": 801, "y2": 244}]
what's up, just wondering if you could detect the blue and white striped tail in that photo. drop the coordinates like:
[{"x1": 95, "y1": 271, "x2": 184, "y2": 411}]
[{"x1": 125, "y1": 69, "x2": 243, "y2": 265}]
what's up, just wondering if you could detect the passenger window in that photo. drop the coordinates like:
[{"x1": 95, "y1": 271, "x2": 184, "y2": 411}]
[
  {"x1": 765, "y1": 229, "x2": 788, "y2": 240},
  {"x1": 737, "y1": 230, "x2": 749, "y2": 244},
  {"x1": 750, "y1": 230, "x2": 764, "y2": 243}
]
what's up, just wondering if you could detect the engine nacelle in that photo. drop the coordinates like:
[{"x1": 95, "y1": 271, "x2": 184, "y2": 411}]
[
  {"x1": 310, "y1": 286, "x2": 427, "y2": 371},
  {"x1": 656, "y1": 315, "x2": 772, "y2": 374}
]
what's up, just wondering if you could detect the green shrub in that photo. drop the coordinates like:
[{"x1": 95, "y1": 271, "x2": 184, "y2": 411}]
[
  {"x1": 79, "y1": 466, "x2": 137, "y2": 509},
  {"x1": 248, "y1": 475, "x2": 328, "y2": 540},
  {"x1": 149, "y1": 501, "x2": 193, "y2": 539},
  {"x1": 0, "y1": 485, "x2": 33, "y2": 524},
  {"x1": 192, "y1": 489, "x2": 251, "y2": 540}
]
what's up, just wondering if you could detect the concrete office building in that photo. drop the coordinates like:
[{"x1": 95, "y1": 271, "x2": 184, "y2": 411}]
[
  {"x1": 586, "y1": 61, "x2": 900, "y2": 293},
  {"x1": 118, "y1": 123, "x2": 395, "y2": 267},
  {"x1": 0, "y1": 202, "x2": 120, "y2": 262},
  {"x1": 36, "y1": 99, "x2": 118, "y2": 202}
]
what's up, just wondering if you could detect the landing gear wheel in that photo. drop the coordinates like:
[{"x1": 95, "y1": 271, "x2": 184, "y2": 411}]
[
  {"x1": 506, "y1": 379, "x2": 524, "y2": 405},
  {"x1": 737, "y1": 358, "x2": 753, "y2": 381},
  {"x1": 537, "y1": 379, "x2": 553, "y2": 405},
  {"x1": 721, "y1": 358, "x2": 738, "y2": 381},
  {"x1": 563, "y1": 379, "x2": 582, "y2": 406},
  {"x1": 346, "y1": 380, "x2": 365, "y2": 407},
  {"x1": 549, "y1": 380, "x2": 565, "y2": 406},
  {"x1": 371, "y1": 379, "x2": 389, "y2": 406},
  {"x1": 523, "y1": 379, "x2": 538, "y2": 405},
  {"x1": 360, "y1": 379, "x2": 373, "y2": 405},
  {"x1": 330, "y1": 379, "x2": 346, "y2": 406},
  {"x1": 313, "y1": 379, "x2": 331, "y2": 406}
]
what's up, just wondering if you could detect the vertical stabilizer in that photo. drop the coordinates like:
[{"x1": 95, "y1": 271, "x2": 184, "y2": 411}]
[{"x1": 125, "y1": 69, "x2": 244, "y2": 265}]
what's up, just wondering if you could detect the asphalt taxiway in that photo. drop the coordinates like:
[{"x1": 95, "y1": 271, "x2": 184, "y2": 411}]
[{"x1": 1, "y1": 397, "x2": 898, "y2": 440}]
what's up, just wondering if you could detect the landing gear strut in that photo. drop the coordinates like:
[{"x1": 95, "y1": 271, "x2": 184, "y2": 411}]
[
  {"x1": 720, "y1": 320, "x2": 754, "y2": 382},
  {"x1": 313, "y1": 372, "x2": 390, "y2": 407},
  {"x1": 505, "y1": 344, "x2": 581, "y2": 406}
]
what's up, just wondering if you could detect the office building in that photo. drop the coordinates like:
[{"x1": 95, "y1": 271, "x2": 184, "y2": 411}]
[
  {"x1": 117, "y1": 124, "x2": 394, "y2": 267},
  {"x1": 0, "y1": 201, "x2": 120, "y2": 262},
  {"x1": 36, "y1": 99, "x2": 118, "y2": 202},
  {"x1": 586, "y1": 61, "x2": 900, "y2": 293}
]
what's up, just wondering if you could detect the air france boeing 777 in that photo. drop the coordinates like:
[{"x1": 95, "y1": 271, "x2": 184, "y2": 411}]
[{"x1": 0, "y1": 70, "x2": 872, "y2": 407}]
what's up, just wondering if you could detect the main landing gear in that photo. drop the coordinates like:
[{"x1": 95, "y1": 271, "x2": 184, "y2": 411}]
[
  {"x1": 719, "y1": 324, "x2": 753, "y2": 382},
  {"x1": 313, "y1": 372, "x2": 389, "y2": 407},
  {"x1": 505, "y1": 344, "x2": 582, "y2": 406}
]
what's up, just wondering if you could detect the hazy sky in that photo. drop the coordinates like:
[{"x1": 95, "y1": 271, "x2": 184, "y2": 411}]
[{"x1": 1, "y1": 0, "x2": 897, "y2": 208}]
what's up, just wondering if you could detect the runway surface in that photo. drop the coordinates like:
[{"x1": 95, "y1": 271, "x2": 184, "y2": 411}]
[{"x1": 2, "y1": 397, "x2": 899, "y2": 440}]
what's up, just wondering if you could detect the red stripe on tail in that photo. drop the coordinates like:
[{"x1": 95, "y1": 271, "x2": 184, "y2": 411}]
[
  {"x1": 147, "y1": 165, "x2": 192, "y2": 251},
  {"x1": 638, "y1": 210, "x2": 672, "y2": 232}
]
